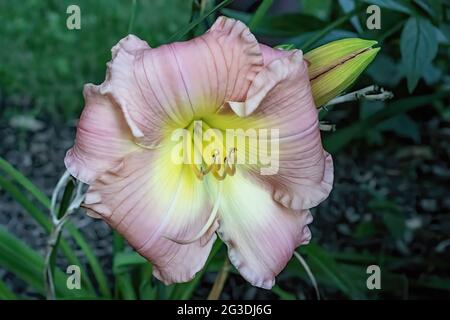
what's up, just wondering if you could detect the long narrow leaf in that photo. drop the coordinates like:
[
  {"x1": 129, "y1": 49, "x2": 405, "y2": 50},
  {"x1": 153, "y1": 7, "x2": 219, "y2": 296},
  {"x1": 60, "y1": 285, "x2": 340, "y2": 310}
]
[
  {"x1": 0, "y1": 227, "x2": 94, "y2": 298},
  {"x1": 0, "y1": 175, "x2": 96, "y2": 294},
  {"x1": 168, "y1": 0, "x2": 234, "y2": 42},
  {"x1": 0, "y1": 161, "x2": 109, "y2": 297},
  {"x1": 0, "y1": 157, "x2": 50, "y2": 208},
  {"x1": 0, "y1": 279, "x2": 17, "y2": 300}
]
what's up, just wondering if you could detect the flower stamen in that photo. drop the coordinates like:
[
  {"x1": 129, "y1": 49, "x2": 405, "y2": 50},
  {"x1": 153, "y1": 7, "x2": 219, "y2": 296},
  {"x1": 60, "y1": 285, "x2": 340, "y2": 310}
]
[{"x1": 192, "y1": 148, "x2": 237, "y2": 181}]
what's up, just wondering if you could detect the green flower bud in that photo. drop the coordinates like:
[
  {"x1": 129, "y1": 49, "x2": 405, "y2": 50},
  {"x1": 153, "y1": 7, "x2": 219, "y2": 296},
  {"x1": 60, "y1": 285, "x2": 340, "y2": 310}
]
[{"x1": 305, "y1": 38, "x2": 379, "y2": 107}]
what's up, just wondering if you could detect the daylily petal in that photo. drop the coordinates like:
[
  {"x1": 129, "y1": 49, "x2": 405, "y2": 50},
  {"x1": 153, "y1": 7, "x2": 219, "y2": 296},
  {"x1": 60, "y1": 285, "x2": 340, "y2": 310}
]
[
  {"x1": 260, "y1": 44, "x2": 291, "y2": 65},
  {"x1": 101, "y1": 17, "x2": 263, "y2": 147},
  {"x1": 227, "y1": 51, "x2": 333, "y2": 210},
  {"x1": 83, "y1": 147, "x2": 218, "y2": 284},
  {"x1": 64, "y1": 84, "x2": 139, "y2": 184},
  {"x1": 216, "y1": 171, "x2": 313, "y2": 289}
]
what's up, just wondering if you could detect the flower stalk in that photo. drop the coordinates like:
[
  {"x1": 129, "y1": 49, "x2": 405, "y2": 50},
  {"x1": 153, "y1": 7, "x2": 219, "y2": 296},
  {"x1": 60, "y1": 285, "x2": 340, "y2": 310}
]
[{"x1": 44, "y1": 171, "x2": 85, "y2": 300}]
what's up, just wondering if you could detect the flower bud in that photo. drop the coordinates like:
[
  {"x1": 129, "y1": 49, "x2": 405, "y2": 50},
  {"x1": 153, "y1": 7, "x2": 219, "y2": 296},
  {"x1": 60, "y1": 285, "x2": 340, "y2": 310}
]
[{"x1": 305, "y1": 38, "x2": 379, "y2": 107}]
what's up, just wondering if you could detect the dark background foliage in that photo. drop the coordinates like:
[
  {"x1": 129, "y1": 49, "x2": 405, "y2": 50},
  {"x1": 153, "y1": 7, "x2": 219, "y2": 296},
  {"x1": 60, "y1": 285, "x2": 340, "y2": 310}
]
[{"x1": 0, "y1": 0, "x2": 449, "y2": 300}]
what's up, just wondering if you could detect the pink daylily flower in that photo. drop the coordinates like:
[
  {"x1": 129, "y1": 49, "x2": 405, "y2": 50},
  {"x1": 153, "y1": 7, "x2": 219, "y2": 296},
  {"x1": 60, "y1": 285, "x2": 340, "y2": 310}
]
[{"x1": 65, "y1": 16, "x2": 333, "y2": 289}]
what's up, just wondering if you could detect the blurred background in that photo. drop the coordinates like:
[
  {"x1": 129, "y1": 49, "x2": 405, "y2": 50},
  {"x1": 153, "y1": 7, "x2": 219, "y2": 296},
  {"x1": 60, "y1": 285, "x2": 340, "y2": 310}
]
[{"x1": 0, "y1": 0, "x2": 449, "y2": 300}]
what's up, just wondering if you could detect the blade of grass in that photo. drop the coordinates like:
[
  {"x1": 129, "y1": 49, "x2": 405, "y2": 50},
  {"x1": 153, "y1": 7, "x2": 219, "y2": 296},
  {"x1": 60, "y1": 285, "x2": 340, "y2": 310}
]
[
  {"x1": 67, "y1": 225, "x2": 111, "y2": 298},
  {"x1": 0, "y1": 157, "x2": 50, "y2": 207},
  {"x1": 112, "y1": 232, "x2": 138, "y2": 300},
  {"x1": 249, "y1": 0, "x2": 273, "y2": 30},
  {"x1": 168, "y1": 0, "x2": 234, "y2": 42},
  {"x1": 0, "y1": 162, "x2": 110, "y2": 297},
  {"x1": 0, "y1": 279, "x2": 17, "y2": 300},
  {"x1": 0, "y1": 226, "x2": 94, "y2": 298},
  {"x1": 0, "y1": 175, "x2": 95, "y2": 294},
  {"x1": 271, "y1": 285, "x2": 296, "y2": 300},
  {"x1": 139, "y1": 264, "x2": 156, "y2": 300},
  {"x1": 117, "y1": 273, "x2": 137, "y2": 300},
  {"x1": 302, "y1": 243, "x2": 364, "y2": 299},
  {"x1": 301, "y1": 5, "x2": 363, "y2": 51},
  {"x1": 113, "y1": 251, "x2": 147, "y2": 274}
]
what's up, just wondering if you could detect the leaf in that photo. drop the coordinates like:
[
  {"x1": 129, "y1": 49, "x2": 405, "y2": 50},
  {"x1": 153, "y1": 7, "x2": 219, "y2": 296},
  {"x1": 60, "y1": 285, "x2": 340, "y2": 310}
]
[
  {"x1": 0, "y1": 226, "x2": 94, "y2": 298},
  {"x1": 360, "y1": 0, "x2": 413, "y2": 14},
  {"x1": 168, "y1": 0, "x2": 233, "y2": 42},
  {"x1": 324, "y1": 90, "x2": 450, "y2": 153},
  {"x1": 139, "y1": 264, "x2": 156, "y2": 300},
  {"x1": 0, "y1": 175, "x2": 95, "y2": 294},
  {"x1": 116, "y1": 273, "x2": 137, "y2": 300},
  {"x1": 413, "y1": 0, "x2": 443, "y2": 20},
  {"x1": 400, "y1": 17, "x2": 439, "y2": 92},
  {"x1": 221, "y1": 9, "x2": 323, "y2": 38},
  {"x1": 377, "y1": 114, "x2": 421, "y2": 143},
  {"x1": 0, "y1": 280, "x2": 17, "y2": 300},
  {"x1": 360, "y1": 100, "x2": 385, "y2": 119},
  {"x1": 302, "y1": 243, "x2": 364, "y2": 299},
  {"x1": 249, "y1": 0, "x2": 273, "y2": 29},
  {"x1": 272, "y1": 285, "x2": 296, "y2": 300},
  {"x1": 0, "y1": 158, "x2": 109, "y2": 297},
  {"x1": 113, "y1": 251, "x2": 147, "y2": 275},
  {"x1": 367, "y1": 54, "x2": 403, "y2": 88},
  {"x1": 338, "y1": 0, "x2": 363, "y2": 33},
  {"x1": 0, "y1": 157, "x2": 50, "y2": 208},
  {"x1": 301, "y1": 0, "x2": 333, "y2": 21},
  {"x1": 369, "y1": 199, "x2": 406, "y2": 239}
]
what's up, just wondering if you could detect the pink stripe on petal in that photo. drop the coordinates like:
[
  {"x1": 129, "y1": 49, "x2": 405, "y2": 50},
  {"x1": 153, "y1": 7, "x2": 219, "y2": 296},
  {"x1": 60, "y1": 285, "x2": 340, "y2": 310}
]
[
  {"x1": 83, "y1": 148, "x2": 217, "y2": 284},
  {"x1": 64, "y1": 84, "x2": 138, "y2": 184},
  {"x1": 100, "y1": 17, "x2": 263, "y2": 147},
  {"x1": 217, "y1": 172, "x2": 313, "y2": 289},
  {"x1": 228, "y1": 51, "x2": 333, "y2": 210}
]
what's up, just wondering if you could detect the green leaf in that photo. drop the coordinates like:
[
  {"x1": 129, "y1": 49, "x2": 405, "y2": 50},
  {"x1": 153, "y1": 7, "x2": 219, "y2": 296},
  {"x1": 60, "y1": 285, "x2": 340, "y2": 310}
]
[
  {"x1": 302, "y1": 244, "x2": 364, "y2": 299},
  {"x1": 56, "y1": 179, "x2": 75, "y2": 219},
  {"x1": 301, "y1": 0, "x2": 333, "y2": 21},
  {"x1": 0, "y1": 226, "x2": 94, "y2": 298},
  {"x1": 400, "y1": 16, "x2": 439, "y2": 92},
  {"x1": 301, "y1": 6, "x2": 363, "y2": 51},
  {"x1": 360, "y1": 0, "x2": 413, "y2": 14},
  {"x1": 0, "y1": 175, "x2": 95, "y2": 294},
  {"x1": 66, "y1": 224, "x2": 111, "y2": 298},
  {"x1": 139, "y1": 264, "x2": 156, "y2": 300},
  {"x1": 324, "y1": 90, "x2": 450, "y2": 152},
  {"x1": 0, "y1": 157, "x2": 50, "y2": 208},
  {"x1": 116, "y1": 273, "x2": 137, "y2": 300},
  {"x1": 0, "y1": 279, "x2": 17, "y2": 300},
  {"x1": 113, "y1": 251, "x2": 147, "y2": 275},
  {"x1": 369, "y1": 199, "x2": 406, "y2": 239},
  {"x1": 272, "y1": 285, "x2": 296, "y2": 300},
  {"x1": 222, "y1": 9, "x2": 323, "y2": 37},
  {"x1": 338, "y1": 0, "x2": 363, "y2": 33},
  {"x1": 377, "y1": 114, "x2": 421, "y2": 143},
  {"x1": 168, "y1": 0, "x2": 233, "y2": 42},
  {"x1": 0, "y1": 159, "x2": 109, "y2": 297},
  {"x1": 249, "y1": 0, "x2": 273, "y2": 29}
]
